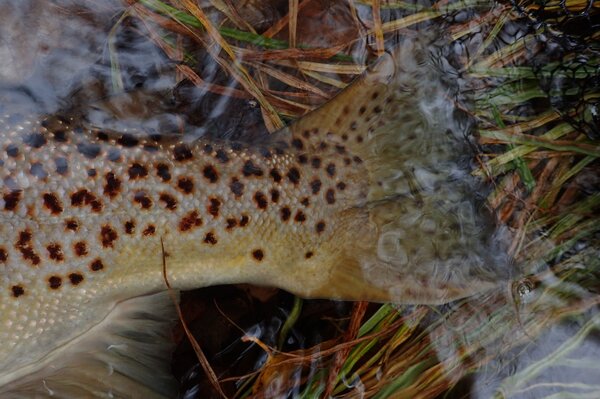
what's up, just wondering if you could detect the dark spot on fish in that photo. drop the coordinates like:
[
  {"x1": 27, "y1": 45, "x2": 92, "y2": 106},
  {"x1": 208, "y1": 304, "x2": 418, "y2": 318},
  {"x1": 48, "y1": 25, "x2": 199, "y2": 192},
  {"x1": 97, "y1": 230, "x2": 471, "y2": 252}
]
[
  {"x1": 100, "y1": 225, "x2": 118, "y2": 248},
  {"x1": 74, "y1": 241, "x2": 88, "y2": 257},
  {"x1": 128, "y1": 163, "x2": 148, "y2": 179},
  {"x1": 117, "y1": 134, "x2": 139, "y2": 147},
  {"x1": 104, "y1": 173, "x2": 121, "y2": 198},
  {"x1": 203, "y1": 144, "x2": 213, "y2": 154},
  {"x1": 3, "y1": 190, "x2": 21, "y2": 211},
  {"x1": 16, "y1": 230, "x2": 40, "y2": 265},
  {"x1": 226, "y1": 218, "x2": 237, "y2": 230},
  {"x1": 301, "y1": 197, "x2": 310, "y2": 207},
  {"x1": 356, "y1": 135, "x2": 364, "y2": 143},
  {"x1": 239, "y1": 215, "x2": 249, "y2": 227},
  {"x1": 53, "y1": 130, "x2": 67, "y2": 142},
  {"x1": 326, "y1": 189, "x2": 335, "y2": 204},
  {"x1": 298, "y1": 154, "x2": 308, "y2": 164},
  {"x1": 310, "y1": 179, "x2": 322, "y2": 194},
  {"x1": 133, "y1": 191, "x2": 152, "y2": 209},
  {"x1": 90, "y1": 259, "x2": 104, "y2": 271},
  {"x1": 87, "y1": 168, "x2": 97, "y2": 177},
  {"x1": 0, "y1": 247, "x2": 7, "y2": 263},
  {"x1": 107, "y1": 148, "x2": 121, "y2": 162},
  {"x1": 318, "y1": 142, "x2": 328, "y2": 150},
  {"x1": 68, "y1": 273, "x2": 84, "y2": 285},
  {"x1": 179, "y1": 211, "x2": 202, "y2": 232},
  {"x1": 350, "y1": 122, "x2": 358, "y2": 131},
  {"x1": 353, "y1": 156, "x2": 363, "y2": 164},
  {"x1": 316, "y1": 221, "x2": 326, "y2": 234},
  {"x1": 305, "y1": 251, "x2": 314, "y2": 259},
  {"x1": 215, "y1": 149, "x2": 229, "y2": 163},
  {"x1": 77, "y1": 142, "x2": 101, "y2": 159},
  {"x1": 373, "y1": 105, "x2": 382, "y2": 113},
  {"x1": 65, "y1": 219, "x2": 79, "y2": 231},
  {"x1": 254, "y1": 191, "x2": 268, "y2": 210},
  {"x1": 335, "y1": 145, "x2": 346, "y2": 154},
  {"x1": 291, "y1": 138, "x2": 303, "y2": 150},
  {"x1": 173, "y1": 144, "x2": 193, "y2": 162},
  {"x1": 46, "y1": 243, "x2": 64, "y2": 261},
  {"x1": 208, "y1": 197, "x2": 221, "y2": 217},
  {"x1": 24, "y1": 132, "x2": 47, "y2": 148},
  {"x1": 344, "y1": 157, "x2": 351, "y2": 165},
  {"x1": 336, "y1": 182, "x2": 347, "y2": 190},
  {"x1": 302, "y1": 130, "x2": 310, "y2": 139},
  {"x1": 12, "y1": 285, "x2": 25, "y2": 297},
  {"x1": 143, "y1": 144, "x2": 159, "y2": 153},
  {"x1": 287, "y1": 167, "x2": 300, "y2": 185},
  {"x1": 230, "y1": 178, "x2": 244, "y2": 197},
  {"x1": 280, "y1": 207, "x2": 291, "y2": 222},
  {"x1": 53, "y1": 158, "x2": 68, "y2": 175},
  {"x1": 42, "y1": 193, "x2": 63, "y2": 215},
  {"x1": 97, "y1": 132, "x2": 109, "y2": 141},
  {"x1": 242, "y1": 160, "x2": 263, "y2": 177},
  {"x1": 48, "y1": 276, "x2": 62, "y2": 289},
  {"x1": 204, "y1": 231, "x2": 217, "y2": 245},
  {"x1": 177, "y1": 177, "x2": 194, "y2": 194},
  {"x1": 326, "y1": 163, "x2": 336, "y2": 177},
  {"x1": 159, "y1": 193, "x2": 178, "y2": 210},
  {"x1": 124, "y1": 220, "x2": 135, "y2": 234},
  {"x1": 311, "y1": 157, "x2": 321, "y2": 169},
  {"x1": 143, "y1": 225, "x2": 156, "y2": 236},
  {"x1": 202, "y1": 165, "x2": 218, "y2": 183},
  {"x1": 294, "y1": 210, "x2": 306, "y2": 223},
  {"x1": 156, "y1": 163, "x2": 171, "y2": 182},
  {"x1": 252, "y1": 249, "x2": 264, "y2": 261},
  {"x1": 6, "y1": 144, "x2": 18, "y2": 157},
  {"x1": 359, "y1": 106, "x2": 366, "y2": 115},
  {"x1": 259, "y1": 147, "x2": 272, "y2": 159},
  {"x1": 371, "y1": 92, "x2": 379, "y2": 100},
  {"x1": 270, "y1": 168, "x2": 282, "y2": 183}
]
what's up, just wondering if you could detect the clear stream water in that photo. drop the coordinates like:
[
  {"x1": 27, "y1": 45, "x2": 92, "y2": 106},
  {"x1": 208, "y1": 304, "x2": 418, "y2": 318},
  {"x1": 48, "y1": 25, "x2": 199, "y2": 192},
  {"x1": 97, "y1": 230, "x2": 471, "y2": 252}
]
[{"x1": 0, "y1": 0, "x2": 598, "y2": 398}]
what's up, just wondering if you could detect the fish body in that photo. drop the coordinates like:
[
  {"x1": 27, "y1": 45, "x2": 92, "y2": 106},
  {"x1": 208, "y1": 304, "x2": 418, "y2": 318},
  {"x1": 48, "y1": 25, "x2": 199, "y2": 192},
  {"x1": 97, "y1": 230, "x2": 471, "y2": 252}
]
[{"x1": 0, "y1": 39, "x2": 509, "y2": 397}]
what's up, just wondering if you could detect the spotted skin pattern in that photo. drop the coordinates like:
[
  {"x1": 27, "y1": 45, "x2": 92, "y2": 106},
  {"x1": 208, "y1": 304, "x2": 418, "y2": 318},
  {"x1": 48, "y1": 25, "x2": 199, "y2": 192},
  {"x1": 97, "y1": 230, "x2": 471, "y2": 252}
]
[
  {"x1": 0, "y1": 109, "x2": 368, "y2": 379},
  {"x1": 0, "y1": 40, "x2": 507, "y2": 393}
]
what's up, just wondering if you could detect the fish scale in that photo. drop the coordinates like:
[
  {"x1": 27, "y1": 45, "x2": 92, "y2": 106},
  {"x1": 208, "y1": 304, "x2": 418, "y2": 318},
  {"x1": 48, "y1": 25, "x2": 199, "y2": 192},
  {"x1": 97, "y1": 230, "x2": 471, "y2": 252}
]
[{"x1": 0, "y1": 38, "x2": 510, "y2": 397}]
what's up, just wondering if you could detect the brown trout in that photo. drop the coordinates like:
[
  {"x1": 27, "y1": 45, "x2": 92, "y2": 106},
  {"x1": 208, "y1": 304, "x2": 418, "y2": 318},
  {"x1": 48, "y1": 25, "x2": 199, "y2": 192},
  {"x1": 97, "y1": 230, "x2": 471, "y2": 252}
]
[{"x1": 0, "y1": 39, "x2": 509, "y2": 397}]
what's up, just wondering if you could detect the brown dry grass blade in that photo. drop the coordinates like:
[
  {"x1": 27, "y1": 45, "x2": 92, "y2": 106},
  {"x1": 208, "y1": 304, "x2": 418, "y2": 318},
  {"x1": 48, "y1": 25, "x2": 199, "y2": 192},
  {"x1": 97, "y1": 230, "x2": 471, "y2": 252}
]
[
  {"x1": 161, "y1": 238, "x2": 228, "y2": 399},
  {"x1": 372, "y1": 0, "x2": 385, "y2": 55},
  {"x1": 289, "y1": 0, "x2": 299, "y2": 48},
  {"x1": 233, "y1": 43, "x2": 347, "y2": 61},
  {"x1": 250, "y1": 61, "x2": 329, "y2": 98},
  {"x1": 324, "y1": 301, "x2": 369, "y2": 397}
]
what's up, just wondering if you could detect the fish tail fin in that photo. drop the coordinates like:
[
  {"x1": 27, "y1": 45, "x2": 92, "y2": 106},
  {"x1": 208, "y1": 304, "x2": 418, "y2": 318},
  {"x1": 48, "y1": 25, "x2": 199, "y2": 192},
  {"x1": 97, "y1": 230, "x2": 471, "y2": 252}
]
[{"x1": 291, "y1": 36, "x2": 512, "y2": 304}]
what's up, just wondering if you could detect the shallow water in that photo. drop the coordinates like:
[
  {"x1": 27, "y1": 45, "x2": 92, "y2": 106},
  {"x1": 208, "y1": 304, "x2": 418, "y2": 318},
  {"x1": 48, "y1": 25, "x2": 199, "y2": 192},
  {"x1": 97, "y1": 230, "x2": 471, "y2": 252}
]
[{"x1": 0, "y1": 0, "x2": 598, "y2": 398}]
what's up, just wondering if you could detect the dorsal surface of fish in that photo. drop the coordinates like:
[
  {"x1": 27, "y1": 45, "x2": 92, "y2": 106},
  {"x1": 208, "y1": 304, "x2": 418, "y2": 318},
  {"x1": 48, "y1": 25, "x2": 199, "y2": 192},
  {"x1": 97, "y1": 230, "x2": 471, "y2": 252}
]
[{"x1": 0, "y1": 39, "x2": 509, "y2": 397}]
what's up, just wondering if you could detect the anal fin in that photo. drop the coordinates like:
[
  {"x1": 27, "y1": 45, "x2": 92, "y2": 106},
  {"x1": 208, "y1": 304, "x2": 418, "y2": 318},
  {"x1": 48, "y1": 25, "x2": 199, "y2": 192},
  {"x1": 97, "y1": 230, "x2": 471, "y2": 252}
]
[{"x1": 0, "y1": 291, "x2": 180, "y2": 399}]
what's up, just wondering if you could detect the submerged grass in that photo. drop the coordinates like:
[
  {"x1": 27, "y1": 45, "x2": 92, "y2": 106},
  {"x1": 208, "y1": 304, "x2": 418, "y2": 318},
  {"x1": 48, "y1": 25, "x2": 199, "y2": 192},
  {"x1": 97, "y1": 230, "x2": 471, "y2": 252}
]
[{"x1": 119, "y1": 0, "x2": 599, "y2": 397}]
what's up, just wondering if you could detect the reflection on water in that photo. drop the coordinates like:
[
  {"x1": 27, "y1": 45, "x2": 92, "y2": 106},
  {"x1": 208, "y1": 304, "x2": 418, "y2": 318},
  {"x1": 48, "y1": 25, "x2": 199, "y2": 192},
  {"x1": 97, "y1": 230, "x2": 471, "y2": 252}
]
[{"x1": 0, "y1": 0, "x2": 598, "y2": 398}]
